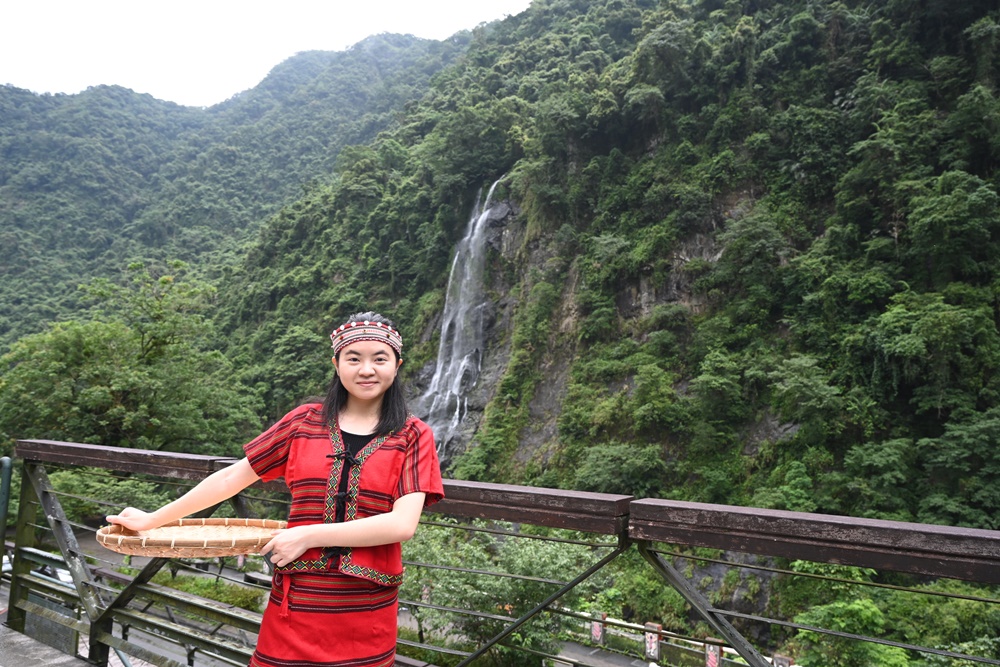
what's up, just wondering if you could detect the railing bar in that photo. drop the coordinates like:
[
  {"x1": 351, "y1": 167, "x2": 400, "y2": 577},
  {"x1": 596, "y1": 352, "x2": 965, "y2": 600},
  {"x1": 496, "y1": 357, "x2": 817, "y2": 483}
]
[
  {"x1": 108, "y1": 622, "x2": 251, "y2": 667},
  {"x1": 44, "y1": 489, "x2": 290, "y2": 522},
  {"x1": 17, "y1": 537, "x2": 119, "y2": 570},
  {"x1": 26, "y1": 513, "x2": 100, "y2": 536},
  {"x1": 85, "y1": 553, "x2": 126, "y2": 569},
  {"x1": 549, "y1": 606, "x2": 700, "y2": 643},
  {"x1": 26, "y1": 534, "x2": 257, "y2": 583},
  {"x1": 99, "y1": 563, "x2": 267, "y2": 594},
  {"x1": 23, "y1": 520, "x2": 57, "y2": 534},
  {"x1": 418, "y1": 520, "x2": 616, "y2": 547},
  {"x1": 171, "y1": 564, "x2": 272, "y2": 589},
  {"x1": 398, "y1": 597, "x2": 516, "y2": 622},
  {"x1": 44, "y1": 490, "x2": 129, "y2": 508},
  {"x1": 396, "y1": 638, "x2": 472, "y2": 657},
  {"x1": 94, "y1": 563, "x2": 275, "y2": 600},
  {"x1": 40, "y1": 464, "x2": 202, "y2": 490},
  {"x1": 505, "y1": 641, "x2": 611, "y2": 667},
  {"x1": 87, "y1": 579, "x2": 131, "y2": 598},
  {"x1": 419, "y1": 519, "x2": 615, "y2": 545},
  {"x1": 20, "y1": 514, "x2": 96, "y2": 537},
  {"x1": 20, "y1": 562, "x2": 264, "y2": 638},
  {"x1": 714, "y1": 608, "x2": 1000, "y2": 664},
  {"x1": 41, "y1": 465, "x2": 292, "y2": 512},
  {"x1": 13, "y1": 598, "x2": 89, "y2": 631},
  {"x1": 235, "y1": 577, "x2": 273, "y2": 591},
  {"x1": 128, "y1": 596, "x2": 260, "y2": 638},
  {"x1": 109, "y1": 608, "x2": 256, "y2": 662},
  {"x1": 94, "y1": 628, "x2": 189, "y2": 667},
  {"x1": 455, "y1": 540, "x2": 628, "y2": 667},
  {"x1": 44, "y1": 470, "x2": 199, "y2": 495},
  {"x1": 402, "y1": 560, "x2": 568, "y2": 585},
  {"x1": 649, "y1": 546, "x2": 1000, "y2": 605},
  {"x1": 235, "y1": 491, "x2": 291, "y2": 505}
]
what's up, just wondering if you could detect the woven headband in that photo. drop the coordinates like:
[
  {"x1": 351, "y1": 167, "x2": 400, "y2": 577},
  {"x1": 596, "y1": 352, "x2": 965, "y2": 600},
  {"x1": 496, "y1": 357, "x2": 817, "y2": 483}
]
[{"x1": 330, "y1": 320, "x2": 403, "y2": 357}]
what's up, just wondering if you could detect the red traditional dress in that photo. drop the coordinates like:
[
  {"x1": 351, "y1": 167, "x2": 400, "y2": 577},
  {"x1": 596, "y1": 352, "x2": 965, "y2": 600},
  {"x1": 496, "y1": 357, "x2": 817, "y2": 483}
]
[{"x1": 243, "y1": 403, "x2": 444, "y2": 667}]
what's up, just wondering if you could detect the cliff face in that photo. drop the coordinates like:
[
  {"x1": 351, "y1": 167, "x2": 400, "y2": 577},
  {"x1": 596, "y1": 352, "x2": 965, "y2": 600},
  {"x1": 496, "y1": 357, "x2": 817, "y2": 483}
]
[
  {"x1": 413, "y1": 198, "x2": 524, "y2": 467},
  {"x1": 429, "y1": 185, "x2": 742, "y2": 476}
]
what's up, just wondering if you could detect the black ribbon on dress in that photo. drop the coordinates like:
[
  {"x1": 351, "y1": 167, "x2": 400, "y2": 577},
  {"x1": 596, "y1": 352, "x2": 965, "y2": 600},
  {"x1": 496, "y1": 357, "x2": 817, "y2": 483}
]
[
  {"x1": 322, "y1": 444, "x2": 364, "y2": 563},
  {"x1": 327, "y1": 451, "x2": 361, "y2": 467}
]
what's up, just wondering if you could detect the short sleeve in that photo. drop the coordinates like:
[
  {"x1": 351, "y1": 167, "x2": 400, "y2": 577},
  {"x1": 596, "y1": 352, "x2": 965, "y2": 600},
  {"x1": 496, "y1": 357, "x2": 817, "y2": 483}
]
[
  {"x1": 243, "y1": 404, "x2": 317, "y2": 483},
  {"x1": 396, "y1": 418, "x2": 445, "y2": 506}
]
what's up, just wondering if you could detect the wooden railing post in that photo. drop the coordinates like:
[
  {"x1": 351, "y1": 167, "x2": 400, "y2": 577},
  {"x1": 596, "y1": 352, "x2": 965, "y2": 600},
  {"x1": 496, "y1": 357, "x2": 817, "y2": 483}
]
[
  {"x1": 5, "y1": 461, "x2": 39, "y2": 633},
  {"x1": 629, "y1": 498, "x2": 1000, "y2": 583},
  {"x1": 22, "y1": 461, "x2": 111, "y2": 666}
]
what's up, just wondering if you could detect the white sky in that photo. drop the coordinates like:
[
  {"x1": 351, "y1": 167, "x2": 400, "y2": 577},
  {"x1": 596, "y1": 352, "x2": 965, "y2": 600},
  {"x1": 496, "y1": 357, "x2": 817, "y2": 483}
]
[{"x1": 0, "y1": 0, "x2": 533, "y2": 107}]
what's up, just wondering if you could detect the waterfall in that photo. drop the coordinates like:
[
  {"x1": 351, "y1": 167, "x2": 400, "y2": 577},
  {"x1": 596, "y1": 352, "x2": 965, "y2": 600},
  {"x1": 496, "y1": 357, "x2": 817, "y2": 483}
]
[{"x1": 417, "y1": 179, "x2": 503, "y2": 452}]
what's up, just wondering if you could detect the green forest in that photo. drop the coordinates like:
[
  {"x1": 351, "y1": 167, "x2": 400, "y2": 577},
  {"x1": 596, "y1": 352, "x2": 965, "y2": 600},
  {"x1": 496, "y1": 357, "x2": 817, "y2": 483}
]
[{"x1": 2, "y1": 0, "x2": 1000, "y2": 661}]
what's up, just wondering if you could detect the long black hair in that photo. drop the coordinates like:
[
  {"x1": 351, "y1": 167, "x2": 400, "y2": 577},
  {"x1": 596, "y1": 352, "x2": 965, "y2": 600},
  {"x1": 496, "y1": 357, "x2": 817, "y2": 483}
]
[{"x1": 321, "y1": 311, "x2": 408, "y2": 436}]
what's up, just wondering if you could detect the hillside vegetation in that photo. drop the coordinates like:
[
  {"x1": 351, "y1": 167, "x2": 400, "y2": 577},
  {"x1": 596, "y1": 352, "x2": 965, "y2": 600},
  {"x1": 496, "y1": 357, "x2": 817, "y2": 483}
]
[
  {"x1": 3, "y1": 1, "x2": 1000, "y2": 659},
  {"x1": 215, "y1": 0, "x2": 1000, "y2": 533},
  {"x1": 2, "y1": 0, "x2": 999, "y2": 525},
  {"x1": 0, "y1": 33, "x2": 467, "y2": 345}
]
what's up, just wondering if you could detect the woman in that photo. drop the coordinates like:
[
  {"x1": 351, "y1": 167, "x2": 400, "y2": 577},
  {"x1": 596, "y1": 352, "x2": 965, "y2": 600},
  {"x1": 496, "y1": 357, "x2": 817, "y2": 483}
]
[{"x1": 107, "y1": 312, "x2": 444, "y2": 667}]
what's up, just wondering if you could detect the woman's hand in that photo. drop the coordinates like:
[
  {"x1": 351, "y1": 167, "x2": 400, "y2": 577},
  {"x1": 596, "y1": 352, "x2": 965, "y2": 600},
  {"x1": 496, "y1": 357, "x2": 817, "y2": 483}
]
[
  {"x1": 259, "y1": 493, "x2": 428, "y2": 567},
  {"x1": 261, "y1": 526, "x2": 314, "y2": 567},
  {"x1": 105, "y1": 507, "x2": 158, "y2": 532},
  {"x1": 105, "y1": 459, "x2": 260, "y2": 534}
]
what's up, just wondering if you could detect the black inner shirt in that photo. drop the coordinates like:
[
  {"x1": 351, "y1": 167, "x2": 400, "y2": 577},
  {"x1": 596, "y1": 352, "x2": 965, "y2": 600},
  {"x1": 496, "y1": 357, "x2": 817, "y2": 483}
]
[
  {"x1": 324, "y1": 429, "x2": 374, "y2": 560},
  {"x1": 340, "y1": 430, "x2": 372, "y2": 456}
]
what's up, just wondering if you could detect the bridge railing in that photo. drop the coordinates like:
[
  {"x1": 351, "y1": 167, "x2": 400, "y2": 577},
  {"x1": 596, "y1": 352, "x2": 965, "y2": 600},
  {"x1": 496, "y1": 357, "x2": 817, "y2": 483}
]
[{"x1": 6, "y1": 439, "x2": 1000, "y2": 667}]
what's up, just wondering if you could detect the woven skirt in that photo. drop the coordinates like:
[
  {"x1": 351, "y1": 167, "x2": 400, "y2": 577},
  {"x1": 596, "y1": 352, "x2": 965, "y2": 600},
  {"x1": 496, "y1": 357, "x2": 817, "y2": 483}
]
[{"x1": 249, "y1": 570, "x2": 399, "y2": 667}]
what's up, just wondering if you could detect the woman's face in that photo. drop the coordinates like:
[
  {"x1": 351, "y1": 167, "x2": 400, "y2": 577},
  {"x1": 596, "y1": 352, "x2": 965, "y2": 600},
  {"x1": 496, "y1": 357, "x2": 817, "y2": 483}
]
[{"x1": 333, "y1": 340, "x2": 402, "y2": 405}]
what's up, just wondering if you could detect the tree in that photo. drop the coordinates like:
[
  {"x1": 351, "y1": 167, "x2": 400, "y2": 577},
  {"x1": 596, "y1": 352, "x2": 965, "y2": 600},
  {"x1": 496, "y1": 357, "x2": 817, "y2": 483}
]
[
  {"x1": 915, "y1": 406, "x2": 1000, "y2": 528},
  {"x1": 793, "y1": 599, "x2": 910, "y2": 667},
  {"x1": 574, "y1": 440, "x2": 667, "y2": 497},
  {"x1": 401, "y1": 520, "x2": 595, "y2": 666},
  {"x1": 768, "y1": 354, "x2": 844, "y2": 442},
  {"x1": 868, "y1": 290, "x2": 1000, "y2": 417},
  {"x1": 0, "y1": 265, "x2": 261, "y2": 455},
  {"x1": 906, "y1": 171, "x2": 1000, "y2": 290}
]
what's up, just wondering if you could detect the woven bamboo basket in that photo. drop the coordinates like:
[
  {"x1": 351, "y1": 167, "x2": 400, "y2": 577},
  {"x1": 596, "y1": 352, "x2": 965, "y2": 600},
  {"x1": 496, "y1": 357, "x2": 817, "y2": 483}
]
[{"x1": 97, "y1": 517, "x2": 287, "y2": 558}]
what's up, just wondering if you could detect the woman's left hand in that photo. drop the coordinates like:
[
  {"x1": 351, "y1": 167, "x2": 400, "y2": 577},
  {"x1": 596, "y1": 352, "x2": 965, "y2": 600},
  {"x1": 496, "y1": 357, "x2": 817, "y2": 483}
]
[
  {"x1": 261, "y1": 526, "x2": 313, "y2": 567},
  {"x1": 106, "y1": 507, "x2": 158, "y2": 532}
]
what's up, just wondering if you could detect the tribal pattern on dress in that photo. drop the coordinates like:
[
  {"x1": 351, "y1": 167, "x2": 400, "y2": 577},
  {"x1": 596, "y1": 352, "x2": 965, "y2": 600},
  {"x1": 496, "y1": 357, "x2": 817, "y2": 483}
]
[
  {"x1": 269, "y1": 572, "x2": 399, "y2": 615},
  {"x1": 338, "y1": 562, "x2": 405, "y2": 587},
  {"x1": 250, "y1": 646, "x2": 396, "y2": 667}
]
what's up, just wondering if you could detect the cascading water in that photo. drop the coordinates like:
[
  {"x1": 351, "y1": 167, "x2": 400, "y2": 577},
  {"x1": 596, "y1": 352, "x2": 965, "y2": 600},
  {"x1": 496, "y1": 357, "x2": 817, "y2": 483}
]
[{"x1": 417, "y1": 179, "x2": 503, "y2": 453}]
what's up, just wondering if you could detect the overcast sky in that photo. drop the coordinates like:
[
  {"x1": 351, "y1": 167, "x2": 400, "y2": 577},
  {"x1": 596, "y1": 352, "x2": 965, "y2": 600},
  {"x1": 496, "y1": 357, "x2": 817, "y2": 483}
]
[{"x1": 0, "y1": 0, "x2": 533, "y2": 107}]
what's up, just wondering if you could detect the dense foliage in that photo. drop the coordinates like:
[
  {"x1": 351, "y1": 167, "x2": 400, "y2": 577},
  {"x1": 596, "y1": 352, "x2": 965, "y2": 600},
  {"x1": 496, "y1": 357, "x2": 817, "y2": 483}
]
[
  {"x1": 0, "y1": 262, "x2": 261, "y2": 455},
  {"x1": 3, "y1": 0, "x2": 1000, "y2": 660},
  {"x1": 211, "y1": 0, "x2": 1000, "y2": 533},
  {"x1": 401, "y1": 520, "x2": 595, "y2": 666},
  {"x1": 0, "y1": 33, "x2": 467, "y2": 347}
]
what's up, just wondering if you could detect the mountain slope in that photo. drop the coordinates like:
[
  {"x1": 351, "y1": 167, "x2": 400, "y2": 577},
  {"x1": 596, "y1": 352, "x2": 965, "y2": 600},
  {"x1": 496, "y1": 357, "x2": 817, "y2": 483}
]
[
  {"x1": 216, "y1": 0, "x2": 1000, "y2": 532},
  {"x1": 0, "y1": 32, "x2": 467, "y2": 346}
]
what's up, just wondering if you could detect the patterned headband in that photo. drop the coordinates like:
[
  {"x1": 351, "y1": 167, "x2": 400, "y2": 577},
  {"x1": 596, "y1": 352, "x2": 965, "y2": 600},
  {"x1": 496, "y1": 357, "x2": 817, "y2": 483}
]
[{"x1": 330, "y1": 320, "x2": 403, "y2": 357}]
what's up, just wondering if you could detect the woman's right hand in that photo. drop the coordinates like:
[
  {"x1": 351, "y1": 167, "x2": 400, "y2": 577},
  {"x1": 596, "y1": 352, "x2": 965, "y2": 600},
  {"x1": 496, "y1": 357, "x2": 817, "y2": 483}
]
[{"x1": 106, "y1": 507, "x2": 158, "y2": 532}]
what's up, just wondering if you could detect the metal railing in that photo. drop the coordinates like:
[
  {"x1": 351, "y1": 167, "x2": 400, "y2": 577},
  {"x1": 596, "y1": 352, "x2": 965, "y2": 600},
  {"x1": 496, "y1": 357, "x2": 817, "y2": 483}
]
[{"x1": 5, "y1": 439, "x2": 1000, "y2": 667}]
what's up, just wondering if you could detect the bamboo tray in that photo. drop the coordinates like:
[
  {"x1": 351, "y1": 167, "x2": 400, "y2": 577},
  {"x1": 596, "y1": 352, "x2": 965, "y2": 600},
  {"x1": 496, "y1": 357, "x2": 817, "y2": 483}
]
[{"x1": 97, "y1": 517, "x2": 287, "y2": 558}]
